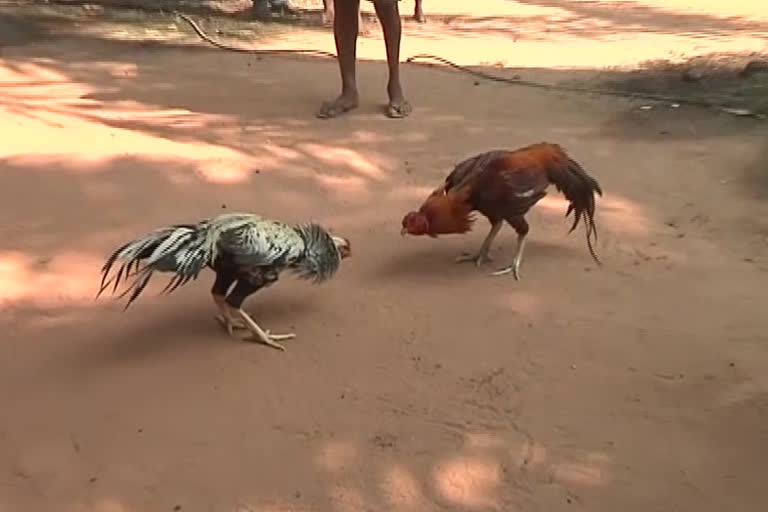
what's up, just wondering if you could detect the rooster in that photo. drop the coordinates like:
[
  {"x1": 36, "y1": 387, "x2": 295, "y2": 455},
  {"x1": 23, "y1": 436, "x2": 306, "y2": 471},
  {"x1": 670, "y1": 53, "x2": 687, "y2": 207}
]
[
  {"x1": 400, "y1": 142, "x2": 602, "y2": 280},
  {"x1": 97, "y1": 212, "x2": 351, "y2": 351}
]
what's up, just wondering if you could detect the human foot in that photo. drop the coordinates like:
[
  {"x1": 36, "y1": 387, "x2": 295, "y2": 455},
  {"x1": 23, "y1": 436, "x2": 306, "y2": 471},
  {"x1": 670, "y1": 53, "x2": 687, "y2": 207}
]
[
  {"x1": 385, "y1": 81, "x2": 411, "y2": 118},
  {"x1": 316, "y1": 94, "x2": 359, "y2": 119},
  {"x1": 386, "y1": 100, "x2": 412, "y2": 118}
]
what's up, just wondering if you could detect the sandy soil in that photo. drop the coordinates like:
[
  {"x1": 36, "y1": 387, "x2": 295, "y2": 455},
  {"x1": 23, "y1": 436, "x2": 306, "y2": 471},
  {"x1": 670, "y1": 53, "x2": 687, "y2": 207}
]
[{"x1": 1, "y1": 1, "x2": 768, "y2": 512}]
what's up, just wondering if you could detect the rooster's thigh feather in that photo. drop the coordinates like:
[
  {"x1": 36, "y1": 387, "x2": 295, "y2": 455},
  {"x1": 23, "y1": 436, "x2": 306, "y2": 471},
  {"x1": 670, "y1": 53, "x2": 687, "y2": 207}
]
[
  {"x1": 211, "y1": 267, "x2": 238, "y2": 297},
  {"x1": 224, "y1": 268, "x2": 280, "y2": 310},
  {"x1": 506, "y1": 216, "x2": 529, "y2": 237}
]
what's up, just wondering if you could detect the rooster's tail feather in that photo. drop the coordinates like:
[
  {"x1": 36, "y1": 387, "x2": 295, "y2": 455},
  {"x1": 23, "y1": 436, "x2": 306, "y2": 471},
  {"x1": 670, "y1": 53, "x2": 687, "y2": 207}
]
[
  {"x1": 97, "y1": 224, "x2": 209, "y2": 308},
  {"x1": 546, "y1": 157, "x2": 603, "y2": 265}
]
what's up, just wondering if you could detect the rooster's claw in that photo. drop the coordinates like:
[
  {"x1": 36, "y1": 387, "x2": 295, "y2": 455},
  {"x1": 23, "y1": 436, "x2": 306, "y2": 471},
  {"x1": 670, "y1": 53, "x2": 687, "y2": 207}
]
[
  {"x1": 214, "y1": 314, "x2": 247, "y2": 335},
  {"x1": 490, "y1": 265, "x2": 521, "y2": 280},
  {"x1": 455, "y1": 252, "x2": 492, "y2": 266},
  {"x1": 247, "y1": 330, "x2": 295, "y2": 351}
]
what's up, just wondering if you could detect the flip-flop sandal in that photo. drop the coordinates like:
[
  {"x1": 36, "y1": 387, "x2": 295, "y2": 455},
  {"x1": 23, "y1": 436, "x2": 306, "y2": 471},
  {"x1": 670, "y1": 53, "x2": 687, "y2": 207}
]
[
  {"x1": 316, "y1": 101, "x2": 357, "y2": 119},
  {"x1": 385, "y1": 101, "x2": 413, "y2": 119}
]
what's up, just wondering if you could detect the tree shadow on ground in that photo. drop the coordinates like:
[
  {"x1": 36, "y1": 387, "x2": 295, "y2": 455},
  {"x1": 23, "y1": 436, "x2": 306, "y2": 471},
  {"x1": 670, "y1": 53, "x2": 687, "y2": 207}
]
[
  {"x1": 510, "y1": 0, "x2": 768, "y2": 38},
  {"x1": 31, "y1": 0, "x2": 264, "y2": 21}
]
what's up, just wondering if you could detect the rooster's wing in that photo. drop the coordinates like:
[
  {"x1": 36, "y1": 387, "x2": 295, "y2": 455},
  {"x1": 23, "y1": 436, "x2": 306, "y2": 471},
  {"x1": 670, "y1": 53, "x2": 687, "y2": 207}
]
[
  {"x1": 444, "y1": 151, "x2": 507, "y2": 192},
  {"x1": 445, "y1": 150, "x2": 551, "y2": 217},
  {"x1": 217, "y1": 219, "x2": 304, "y2": 268}
]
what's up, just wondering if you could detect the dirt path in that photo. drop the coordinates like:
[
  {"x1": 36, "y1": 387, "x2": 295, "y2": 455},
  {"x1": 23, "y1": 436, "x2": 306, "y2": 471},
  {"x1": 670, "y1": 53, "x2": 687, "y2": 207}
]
[{"x1": 1, "y1": 2, "x2": 767, "y2": 512}]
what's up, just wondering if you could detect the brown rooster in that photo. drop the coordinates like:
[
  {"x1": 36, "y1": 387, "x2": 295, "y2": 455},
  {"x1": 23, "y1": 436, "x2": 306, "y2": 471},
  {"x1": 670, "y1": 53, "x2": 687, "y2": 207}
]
[{"x1": 400, "y1": 142, "x2": 602, "y2": 280}]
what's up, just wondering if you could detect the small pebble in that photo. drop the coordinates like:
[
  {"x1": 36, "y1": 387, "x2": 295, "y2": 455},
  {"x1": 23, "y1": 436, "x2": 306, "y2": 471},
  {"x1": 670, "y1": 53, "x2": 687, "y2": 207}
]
[
  {"x1": 720, "y1": 107, "x2": 753, "y2": 116},
  {"x1": 570, "y1": 364, "x2": 577, "y2": 370}
]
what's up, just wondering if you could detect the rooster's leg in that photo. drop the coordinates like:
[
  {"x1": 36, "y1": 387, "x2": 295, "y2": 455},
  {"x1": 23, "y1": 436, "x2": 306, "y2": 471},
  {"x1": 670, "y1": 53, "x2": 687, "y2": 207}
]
[
  {"x1": 491, "y1": 235, "x2": 527, "y2": 280},
  {"x1": 211, "y1": 271, "x2": 245, "y2": 333},
  {"x1": 492, "y1": 216, "x2": 529, "y2": 280},
  {"x1": 455, "y1": 221, "x2": 502, "y2": 266},
  {"x1": 212, "y1": 294, "x2": 246, "y2": 335},
  {"x1": 226, "y1": 279, "x2": 294, "y2": 351}
]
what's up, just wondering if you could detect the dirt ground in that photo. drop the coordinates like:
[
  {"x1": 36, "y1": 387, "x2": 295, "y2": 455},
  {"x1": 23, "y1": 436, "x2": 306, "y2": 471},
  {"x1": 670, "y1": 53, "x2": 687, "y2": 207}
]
[{"x1": 1, "y1": 1, "x2": 768, "y2": 512}]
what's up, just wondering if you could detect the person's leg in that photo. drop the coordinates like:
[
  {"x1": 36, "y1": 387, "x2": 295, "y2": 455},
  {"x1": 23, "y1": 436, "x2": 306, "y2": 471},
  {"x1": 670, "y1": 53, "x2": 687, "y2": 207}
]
[
  {"x1": 322, "y1": 0, "x2": 333, "y2": 24},
  {"x1": 317, "y1": 0, "x2": 362, "y2": 119},
  {"x1": 322, "y1": 0, "x2": 365, "y2": 32},
  {"x1": 413, "y1": 0, "x2": 424, "y2": 22},
  {"x1": 372, "y1": 0, "x2": 411, "y2": 118}
]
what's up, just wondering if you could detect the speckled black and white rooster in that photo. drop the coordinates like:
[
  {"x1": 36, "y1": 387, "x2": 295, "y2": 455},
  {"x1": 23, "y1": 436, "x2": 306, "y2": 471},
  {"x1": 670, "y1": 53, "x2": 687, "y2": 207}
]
[{"x1": 97, "y1": 212, "x2": 351, "y2": 351}]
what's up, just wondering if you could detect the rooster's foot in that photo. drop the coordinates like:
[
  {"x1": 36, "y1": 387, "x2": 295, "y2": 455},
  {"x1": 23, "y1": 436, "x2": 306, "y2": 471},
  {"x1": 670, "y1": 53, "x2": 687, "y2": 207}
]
[
  {"x1": 455, "y1": 252, "x2": 492, "y2": 266},
  {"x1": 214, "y1": 314, "x2": 247, "y2": 335},
  {"x1": 246, "y1": 330, "x2": 296, "y2": 351},
  {"x1": 491, "y1": 264, "x2": 521, "y2": 280},
  {"x1": 233, "y1": 308, "x2": 295, "y2": 351}
]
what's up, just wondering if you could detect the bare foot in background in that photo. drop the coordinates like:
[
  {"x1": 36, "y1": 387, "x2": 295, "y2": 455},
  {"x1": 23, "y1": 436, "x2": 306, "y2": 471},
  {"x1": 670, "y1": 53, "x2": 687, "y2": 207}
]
[
  {"x1": 318, "y1": 0, "x2": 410, "y2": 119},
  {"x1": 316, "y1": 94, "x2": 359, "y2": 119}
]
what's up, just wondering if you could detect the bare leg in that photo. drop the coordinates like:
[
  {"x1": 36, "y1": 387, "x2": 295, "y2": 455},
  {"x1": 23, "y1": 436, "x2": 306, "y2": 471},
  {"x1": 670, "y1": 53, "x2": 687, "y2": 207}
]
[
  {"x1": 322, "y1": 0, "x2": 333, "y2": 23},
  {"x1": 322, "y1": 0, "x2": 365, "y2": 31},
  {"x1": 211, "y1": 271, "x2": 242, "y2": 333},
  {"x1": 491, "y1": 235, "x2": 527, "y2": 280},
  {"x1": 455, "y1": 221, "x2": 502, "y2": 266},
  {"x1": 233, "y1": 308, "x2": 295, "y2": 351},
  {"x1": 491, "y1": 216, "x2": 530, "y2": 280},
  {"x1": 213, "y1": 294, "x2": 246, "y2": 335},
  {"x1": 317, "y1": 0, "x2": 361, "y2": 119},
  {"x1": 222, "y1": 277, "x2": 291, "y2": 349},
  {"x1": 372, "y1": 0, "x2": 412, "y2": 118},
  {"x1": 414, "y1": 0, "x2": 424, "y2": 22}
]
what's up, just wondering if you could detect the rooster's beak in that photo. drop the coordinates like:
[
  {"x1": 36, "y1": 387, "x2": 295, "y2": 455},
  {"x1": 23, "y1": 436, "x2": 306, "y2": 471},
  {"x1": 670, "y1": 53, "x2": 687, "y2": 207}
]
[{"x1": 400, "y1": 227, "x2": 407, "y2": 236}]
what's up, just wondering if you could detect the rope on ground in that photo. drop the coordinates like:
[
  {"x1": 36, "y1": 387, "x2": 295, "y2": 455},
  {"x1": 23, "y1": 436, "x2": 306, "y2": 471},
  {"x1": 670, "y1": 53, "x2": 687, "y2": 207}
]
[
  {"x1": 406, "y1": 54, "x2": 759, "y2": 117},
  {"x1": 174, "y1": 12, "x2": 761, "y2": 118},
  {"x1": 174, "y1": 11, "x2": 337, "y2": 59}
]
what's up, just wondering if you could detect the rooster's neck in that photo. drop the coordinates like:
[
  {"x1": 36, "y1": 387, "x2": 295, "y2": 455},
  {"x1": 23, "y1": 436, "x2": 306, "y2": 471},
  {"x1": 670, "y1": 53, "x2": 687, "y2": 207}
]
[{"x1": 427, "y1": 211, "x2": 475, "y2": 236}]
